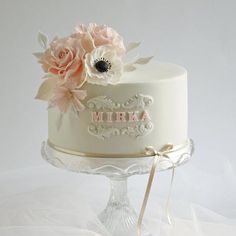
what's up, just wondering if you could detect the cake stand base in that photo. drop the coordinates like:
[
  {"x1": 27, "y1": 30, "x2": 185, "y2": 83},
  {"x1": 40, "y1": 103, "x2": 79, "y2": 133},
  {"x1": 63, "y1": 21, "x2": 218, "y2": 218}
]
[
  {"x1": 41, "y1": 139, "x2": 193, "y2": 236},
  {"x1": 99, "y1": 177, "x2": 143, "y2": 236}
]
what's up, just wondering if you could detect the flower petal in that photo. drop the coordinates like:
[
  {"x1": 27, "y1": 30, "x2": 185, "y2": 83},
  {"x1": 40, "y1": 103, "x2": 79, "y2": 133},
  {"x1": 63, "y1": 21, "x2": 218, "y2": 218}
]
[
  {"x1": 38, "y1": 31, "x2": 48, "y2": 50},
  {"x1": 126, "y1": 42, "x2": 141, "y2": 53},
  {"x1": 33, "y1": 52, "x2": 43, "y2": 59},
  {"x1": 72, "y1": 97, "x2": 85, "y2": 111},
  {"x1": 134, "y1": 56, "x2": 153, "y2": 65},
  {"x1": 35, "y1": 78, "x2": 58, "y2": 101},
  {"x1": 124, "y1": 64, "x2": 136, "y2": 72},
  {"x1": 73, "y1": 89, "x2": 87, "y2": 100},
  {"x1": 80, "y1": 33, "x2": 95, "y2": 53}
]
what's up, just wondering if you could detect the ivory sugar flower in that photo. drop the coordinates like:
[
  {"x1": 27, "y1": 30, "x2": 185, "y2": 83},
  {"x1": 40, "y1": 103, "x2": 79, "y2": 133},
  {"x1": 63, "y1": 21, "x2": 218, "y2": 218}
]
[{"x1": 85, "y1": 46, "x2": 123, "y2": 86}]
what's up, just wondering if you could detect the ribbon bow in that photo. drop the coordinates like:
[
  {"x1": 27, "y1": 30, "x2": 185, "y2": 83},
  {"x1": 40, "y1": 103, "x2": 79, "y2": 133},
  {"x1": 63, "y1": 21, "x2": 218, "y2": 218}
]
[{"x1": 137, "y1": 144, "x2": 174, "y2": 236}]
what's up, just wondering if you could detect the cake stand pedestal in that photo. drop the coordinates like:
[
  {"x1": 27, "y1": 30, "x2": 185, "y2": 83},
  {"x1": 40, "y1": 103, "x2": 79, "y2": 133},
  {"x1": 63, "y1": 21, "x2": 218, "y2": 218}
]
[{"x1": 41, "y1": 139, "x2": 194, "y2": 236}]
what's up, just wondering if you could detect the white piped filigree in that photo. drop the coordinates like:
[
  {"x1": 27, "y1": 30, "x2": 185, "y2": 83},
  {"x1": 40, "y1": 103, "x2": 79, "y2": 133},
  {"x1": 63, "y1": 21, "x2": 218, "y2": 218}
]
[
  {"x1": 121, "y1": 94, "x2": 153, "y2": 109},
  {"x1": 88, "y1": 121, "x2": 153, "y2": 139},
  {"x1": 120, "y1": 121, "x2": 153, "y2": 138},
  {"x1": 87, "y1": 94, "x2": 153, "y2": 110},
  {"x1": 88, "y1": 124, "x2": 120, "y2": 139},
  {"x1": 87, "y1": 96, "x2": 120, "y2": 110}
]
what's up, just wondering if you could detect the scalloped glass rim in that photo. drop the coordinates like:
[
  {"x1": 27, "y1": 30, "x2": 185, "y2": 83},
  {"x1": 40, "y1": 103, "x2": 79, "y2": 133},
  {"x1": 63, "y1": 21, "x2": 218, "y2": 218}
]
[{"x1": 41, "y1": 139, "x2": 194, "y2": 177}]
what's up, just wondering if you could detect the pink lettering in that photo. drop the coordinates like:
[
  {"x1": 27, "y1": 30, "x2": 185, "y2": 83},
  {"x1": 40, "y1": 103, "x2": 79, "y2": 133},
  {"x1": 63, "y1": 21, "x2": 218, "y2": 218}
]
[
  {"x1": 128, "y1": 111, "x2": 139, "y2": 122},
  {"x1": 91, "y1": 112, "x2": 103, "y2": 122},
  {"x1": 140, "y1": 110, "x2": 151, "y2": 121},
  {"x1": 116, "y1": 112, "x2": 126, "y2": 122},
  {"x1": 106, "y1": 112, "x2": 113, "y2": 123}
]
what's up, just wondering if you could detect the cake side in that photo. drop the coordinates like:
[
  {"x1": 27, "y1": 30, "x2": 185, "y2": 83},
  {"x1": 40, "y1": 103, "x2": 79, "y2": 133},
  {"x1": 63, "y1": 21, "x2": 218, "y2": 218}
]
[
  {"x1": 120, "y1": 61, "x2": 187, "y2": 83},
  {"x1": 48, "y1": 62, "x2": 188, "y2": 155}
]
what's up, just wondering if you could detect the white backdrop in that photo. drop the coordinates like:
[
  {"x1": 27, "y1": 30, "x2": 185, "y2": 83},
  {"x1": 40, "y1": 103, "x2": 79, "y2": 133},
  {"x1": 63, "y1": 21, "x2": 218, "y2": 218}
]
[{"x1": 0, "y1": 0, "x2": 236, "y2": 230}]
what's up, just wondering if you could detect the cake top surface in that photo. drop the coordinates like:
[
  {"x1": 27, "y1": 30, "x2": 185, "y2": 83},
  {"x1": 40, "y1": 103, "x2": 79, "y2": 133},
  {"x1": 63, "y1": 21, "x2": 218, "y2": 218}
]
[{"x1": 121, "y1": 61, "x2": 187, "y2": 84}]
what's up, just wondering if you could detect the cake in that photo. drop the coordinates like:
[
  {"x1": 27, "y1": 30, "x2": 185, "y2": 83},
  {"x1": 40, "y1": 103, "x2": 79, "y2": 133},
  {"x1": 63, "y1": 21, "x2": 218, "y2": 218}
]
[{"x1": 34, "y1": 23, "x2": 188, "y2": 157}]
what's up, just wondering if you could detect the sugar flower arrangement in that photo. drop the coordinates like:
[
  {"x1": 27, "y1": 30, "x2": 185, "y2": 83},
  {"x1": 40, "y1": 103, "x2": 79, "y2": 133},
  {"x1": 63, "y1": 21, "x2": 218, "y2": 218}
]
[{"x1": 34, "y1": 23, "x2": 152, "y2": 113}]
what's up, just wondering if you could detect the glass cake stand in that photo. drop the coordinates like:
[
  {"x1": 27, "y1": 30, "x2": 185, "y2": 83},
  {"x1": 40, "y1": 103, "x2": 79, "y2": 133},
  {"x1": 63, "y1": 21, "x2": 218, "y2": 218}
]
[{"x1": 41, "y1": 139, "x2": 194, "y2": 236}]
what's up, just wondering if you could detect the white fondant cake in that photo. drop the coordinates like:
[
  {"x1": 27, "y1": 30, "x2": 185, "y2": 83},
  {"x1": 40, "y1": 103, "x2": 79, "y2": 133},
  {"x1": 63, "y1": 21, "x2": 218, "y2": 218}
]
[
  {"x1": 48, "y1": 61, "x2": 188, "y2": 156},
  {"x1": 34, "y1": 23, "x2": 188, "y2": 157}
]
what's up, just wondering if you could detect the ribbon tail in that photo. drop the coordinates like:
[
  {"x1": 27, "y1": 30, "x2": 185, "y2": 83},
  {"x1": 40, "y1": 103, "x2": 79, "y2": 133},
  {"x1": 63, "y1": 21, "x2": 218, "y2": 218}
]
[
  {"x1": 137, "y1": 155, "x2": 159, "y2": 236},
  {"x1": 165, "y1": 163, "x2": 175, "y2": 225}
]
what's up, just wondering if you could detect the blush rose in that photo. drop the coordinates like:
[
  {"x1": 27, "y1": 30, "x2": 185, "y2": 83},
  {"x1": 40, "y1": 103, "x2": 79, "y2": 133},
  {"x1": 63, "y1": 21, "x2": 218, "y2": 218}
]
[{"x1": 39, "y1": 37, "x2": 86, "y2": 86}]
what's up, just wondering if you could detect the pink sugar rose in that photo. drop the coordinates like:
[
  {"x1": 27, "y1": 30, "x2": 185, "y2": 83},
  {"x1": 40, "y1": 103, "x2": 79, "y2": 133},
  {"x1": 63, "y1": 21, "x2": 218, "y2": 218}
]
[
  {"x1": 39, "y1": 37, "x2": 86, "y2": 86},
  {"x1": 73, "y1": 23, "x2": 126, "y2": 55}
]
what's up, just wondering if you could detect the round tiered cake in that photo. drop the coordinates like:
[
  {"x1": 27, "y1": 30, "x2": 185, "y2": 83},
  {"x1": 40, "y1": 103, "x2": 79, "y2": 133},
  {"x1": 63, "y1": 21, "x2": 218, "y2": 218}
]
[{"x1": 34, "y1": 23, "x2": 188, "y2": 157}]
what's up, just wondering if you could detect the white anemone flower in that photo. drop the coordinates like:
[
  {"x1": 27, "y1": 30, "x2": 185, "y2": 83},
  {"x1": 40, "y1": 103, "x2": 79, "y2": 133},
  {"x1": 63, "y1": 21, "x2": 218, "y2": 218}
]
[{"x1": 85, "y1": 46, "x2": 123, "y2": 86}]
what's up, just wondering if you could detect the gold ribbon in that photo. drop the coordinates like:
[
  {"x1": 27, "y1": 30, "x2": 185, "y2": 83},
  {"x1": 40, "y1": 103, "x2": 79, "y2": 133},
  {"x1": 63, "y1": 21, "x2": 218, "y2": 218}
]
[
  {"x1": 47, "y1": 140, "x2": 159, "y2": 158},
  {"x1": 47, "y1": 139, "x2": 187, "y2": 158},
  {"x1": 137, "y1": 144, "x2": 174, "y2": 236}
]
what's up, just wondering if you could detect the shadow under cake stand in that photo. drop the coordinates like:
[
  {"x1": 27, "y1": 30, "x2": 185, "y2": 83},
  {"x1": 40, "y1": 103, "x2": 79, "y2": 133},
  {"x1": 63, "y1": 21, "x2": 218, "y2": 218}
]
[{"x1": 41, "y1": 139, "x2": 194, "y2": 236}]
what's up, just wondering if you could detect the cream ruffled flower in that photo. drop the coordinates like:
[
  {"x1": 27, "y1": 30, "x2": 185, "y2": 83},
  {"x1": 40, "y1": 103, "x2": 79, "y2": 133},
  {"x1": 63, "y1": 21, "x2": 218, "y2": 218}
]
[
  {"x1": 85, "y1": 46, "x2": 123, "y2": 86},
  {"x1": 50, "y1": 81, "x2": 87, "y2": 113},
  {"x1": 74, "y1": 23, "x2": 126, "y2": 55}
]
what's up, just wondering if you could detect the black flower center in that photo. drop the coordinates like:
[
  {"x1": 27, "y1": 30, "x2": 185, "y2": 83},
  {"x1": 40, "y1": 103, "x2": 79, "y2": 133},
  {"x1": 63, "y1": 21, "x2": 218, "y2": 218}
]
[{"x1": 94, "y1": 58, "x2": 111, "y2": 73}]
